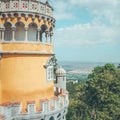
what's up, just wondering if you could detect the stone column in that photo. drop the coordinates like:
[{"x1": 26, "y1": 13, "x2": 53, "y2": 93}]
[
  {"x1": 12, "y1": 27, "x2": 15, "y2": 41},
  {"x1": 45, "y1": 29, "x2": 49, "y2": 43},
  {"x1": 25, "y1": 27, "x2": 28, "y2": 42},
  {"x1": 1, "y1": 28, "x2": 5, "y2": 42},
  {"x1": 50, "y1": 31, "x2": 53, "y2": 44},
  {"x1": 64, "y1": 115, "x2": 66, "y2": 120},
  {"x1": 0, "y1": 29, "x2": 2, "y2": 41},
  {"x1": 37, "y1": 28, "x2": 40, "y2": 42}
]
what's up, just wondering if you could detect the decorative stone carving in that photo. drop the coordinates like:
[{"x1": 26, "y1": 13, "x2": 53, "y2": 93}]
[{"x1": 0, "y1": 0, "x2": 54, "y2": 18}]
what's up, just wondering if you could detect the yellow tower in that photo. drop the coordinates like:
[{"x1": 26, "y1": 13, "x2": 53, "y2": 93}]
[
  {"x1": 0, "y1": 0, "x2": 69, "y2": 120},
  {"x1": 0, "y1": 0, "x2": 55, "y2": 110}
]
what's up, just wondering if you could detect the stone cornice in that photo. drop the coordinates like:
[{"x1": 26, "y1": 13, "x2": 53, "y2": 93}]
[{"x1": 0, "y1": 51, "x2": 54, "y2": 55}]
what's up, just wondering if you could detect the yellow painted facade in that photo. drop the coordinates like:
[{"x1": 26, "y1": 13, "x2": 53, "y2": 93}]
[
  {"x1": 0, "y1": 78, "x2": 1, "y2": 103},
  {"x1": 0, "y1": 2, "x2": 55, "y2": 111},
  {"x1": 0, "y1": 43, "x2": 53, "y2": 53},
  {"x1": 0, "y1": 45, "x2": 54, "y2": 110}
]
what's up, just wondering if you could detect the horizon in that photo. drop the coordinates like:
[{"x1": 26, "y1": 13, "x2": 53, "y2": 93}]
[{"x1": 58, "y1": 60, "x2": 119, "y2": 64}]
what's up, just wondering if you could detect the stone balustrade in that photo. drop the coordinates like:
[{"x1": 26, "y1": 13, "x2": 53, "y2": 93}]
[{"x1": 0, "y1": 0, "x2": 53, "y2": 18}]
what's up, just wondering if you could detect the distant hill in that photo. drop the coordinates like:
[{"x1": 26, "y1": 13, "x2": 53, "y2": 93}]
[{"x1": 58, "y1": 61, "x2": 119, "y2": 81}]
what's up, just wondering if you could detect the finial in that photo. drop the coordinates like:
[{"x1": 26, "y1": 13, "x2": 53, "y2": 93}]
[
  {"x1": 45, "y1": 0, "x2": 49, "y2": 6},
  {"x1": 46, "y1": 0, "x2": 48, "y2": 4}
]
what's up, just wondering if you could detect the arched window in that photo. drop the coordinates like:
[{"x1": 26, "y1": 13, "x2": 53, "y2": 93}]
[
  {"x1": 49, "y1": 26, "x2": 53, "y2": 32},
  {"x1": 0, "y1": 29, "x2": 2, "y2": 41},
  {"x1": 28, "y1": 23, "x2": 37, "y2": 42},
  {"x1": 57, "y1": 113, "x2": 61, "y2": 119},
  {"x1": 46, "y1": 57, "x2": 54, "y2": 82},
  {"x1": 40, "y1": 24, "x2": 47, "y2": 42},
  {"x1": 15, "y1": 22, "x2": 25, "y2": 41},
  {"x1": 49, "y1": 116, "x2": 54, "y2": 120},
  {"x1": 4, "y1": 22, "x2": 12, "y2": 41}
]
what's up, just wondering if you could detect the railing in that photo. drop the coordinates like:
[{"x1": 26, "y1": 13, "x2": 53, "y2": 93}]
[{"x1": 0, "y1": 0, "x2": 53, "y2": 18}]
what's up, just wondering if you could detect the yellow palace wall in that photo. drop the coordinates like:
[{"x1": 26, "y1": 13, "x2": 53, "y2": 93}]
[
  {"x1": 0, "y1": 43, "x2": 53, "y2": 53},
  {"x1": 0, "y1": 77, "x2": 1, "y2": 103},
  {"x1": 0, "y1": 43, "x2": 54, "y2": 110},
  {"x1": 0, "y1": 54, "x2": 54, "y2": 109}
]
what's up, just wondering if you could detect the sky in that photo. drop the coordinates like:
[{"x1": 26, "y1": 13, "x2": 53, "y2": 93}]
[{"x1": 42, "y1": 0, "x2": 120, "y2": 63}]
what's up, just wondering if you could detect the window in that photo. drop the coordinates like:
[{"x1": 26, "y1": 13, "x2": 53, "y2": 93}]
[
  {"x1": 46, "y1": 58, "x2": 54, "y2": 82},
  {"x1": 15, "y1": 22, "x2": 25, "y2": 41},
  {"x1": 4, "y1": 22, "x2": 12, "y2": 41},
  {"x1": 47, "y1": 66, "x2": 53, "y2": 81},
  {"x1": 28, "y1": 23, "x2": 37, "y2": 41},
  {"x1": 49, "y1": 116, "x2": 54, "y2": 120}
]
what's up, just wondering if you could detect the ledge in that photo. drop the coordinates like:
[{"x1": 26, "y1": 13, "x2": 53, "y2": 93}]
[
  {"x1": 0, "y1": 42, "x2": 54, "y2": 54},
  {"x1": 0, "y1": 51, "x2": 54, "y2": 55}
]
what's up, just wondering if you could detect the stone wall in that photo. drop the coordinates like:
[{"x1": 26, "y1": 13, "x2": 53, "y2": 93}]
[{"x1": 0, "y1": 92, "x2": 69, "y2": 120}]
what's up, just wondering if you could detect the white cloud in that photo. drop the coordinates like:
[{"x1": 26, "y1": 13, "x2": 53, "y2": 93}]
[
  {"x1": 51, "y1": 0, "x2": 120, "y2": 47},
  {"x1": 70, "y1": 0, "x2": 120, "y2": 26},
  {"x1": 53, "y1": 1, "x2": 74, "y2": 20},
  {"x1": 54, "y1": 23, "x2": 120, "y2": 47},
  {"x1": 51, "y1": 0, "x2": 120, "y2": 25}
]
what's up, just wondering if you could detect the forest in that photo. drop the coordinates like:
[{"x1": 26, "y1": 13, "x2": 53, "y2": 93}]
[{"x1": 66, "y1": 63, "x2": 120, "y2": 120}]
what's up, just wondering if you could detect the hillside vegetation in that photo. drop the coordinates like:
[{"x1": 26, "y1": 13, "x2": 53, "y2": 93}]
[{"x1": 66, "y1": 64, "x2": 120, "y2": 120}]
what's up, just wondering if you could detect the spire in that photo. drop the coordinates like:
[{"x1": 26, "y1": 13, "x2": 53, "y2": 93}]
[
  {"x1": 45, "y1": 0, "x2": 51, "y2": 7},
  {"x1": 45, "y1": 0, "x2": 49, "y2": 5}
]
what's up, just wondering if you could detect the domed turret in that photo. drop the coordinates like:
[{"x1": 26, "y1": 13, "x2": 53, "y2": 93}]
[
  {"x1": 55, "y1": 66, "x2": 67, "y2": 94},
  {"x1": 56, "y1": 66, "x2": 66, "y2": 76}
]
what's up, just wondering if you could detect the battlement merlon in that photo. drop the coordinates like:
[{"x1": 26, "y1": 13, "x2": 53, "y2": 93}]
[
  {"x1": 0, "y1": 0, "x2": 55, "y2": 21},
  {"x1": 0, "y1": 93, "x2": 69, "y2": 120}
]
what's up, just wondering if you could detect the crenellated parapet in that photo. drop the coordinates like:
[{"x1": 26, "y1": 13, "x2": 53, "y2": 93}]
[{"x1": 0, "y1": 92, "x2": 69, "y2": 120}]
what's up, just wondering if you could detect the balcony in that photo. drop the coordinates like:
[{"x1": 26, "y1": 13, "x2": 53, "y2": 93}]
[{"x1": 0, "y1": 0, "x2": 54, "y2": 18}]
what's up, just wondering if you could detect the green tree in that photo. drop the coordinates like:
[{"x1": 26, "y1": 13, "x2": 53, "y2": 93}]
[
  {"x1": 117, "y1": 64, "x2": 120, "y2": 69},
  {"x1": 67, "y1": 63, "x2": 120, "y2": 120}
]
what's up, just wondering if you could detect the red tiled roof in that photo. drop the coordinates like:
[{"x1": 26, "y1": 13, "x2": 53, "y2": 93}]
[
  {"x1": 27, "y1": 101, "x2": 35, "y2": 104},
  {"x1": 50, "y1": 105, "x2": 55, "y2": 110},
  {"x1": 0, "y1": 101, "x2": 21, "y2": 107},
  {"x1": 20, "y1": 109, "x2": 28, "y2": 114},
  {"x1": 36, "y1": 107, "x2": 42, "y2": 112},
  {"x1": 51, "y1": 96, "x2": 59, "y2": 100},
  {"x1": 1, "y1": 102, "x2": 11, "y2": 107},
  {"x1": 40, "y1": 99, "x2": 49, "y2": 102},
  {"x1": 59, "y1": 94, "x2": 66, "y2": 97},
  {"x1": 0, "y1": 115, "x2": 5, "y2": 119},
  {"x1": 12, "y1": 102, "x2": 21, "y2": 106}
]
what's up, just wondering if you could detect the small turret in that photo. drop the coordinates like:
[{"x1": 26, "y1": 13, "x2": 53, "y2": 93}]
[
  {"x1": 56, "y1": 66, "x2": 66, "y2": 76},
  {"x1": 55, "y1": 66, "x2": 66, "y2": 94}
]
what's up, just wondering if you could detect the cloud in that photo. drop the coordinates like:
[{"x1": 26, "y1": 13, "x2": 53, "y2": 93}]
[
  {"x1": 54, "y1": 23, "x2": 120, "y2": 47},
  {"x1": 50, "y1": 0, "x2": 120, "y2": 47},
  {"x1": 53, "y1": 1, "x2": 74, "y2": 20},
  {"x1": 50, "y1": 0, "x2": 120, "y2": 25}
]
